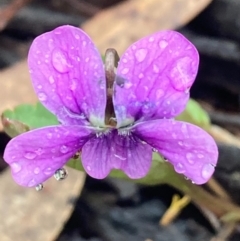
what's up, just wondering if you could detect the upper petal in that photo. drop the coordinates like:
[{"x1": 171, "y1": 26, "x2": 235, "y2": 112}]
[
  {"x1": 4, "y1": 125, "x2": 93, "y2": 187},
  {"x1": 113, "y1": 31, "x2": 199, "y2": 127},
  {"x1": 28, "y1": 25, "x2": 106, "y2": 126},
  {"x1": 133, "y1": 120, "x2": 218, "y2": 184},
  {"x1": 81, "y1": 130, "x2": 152, "y2": 179}
]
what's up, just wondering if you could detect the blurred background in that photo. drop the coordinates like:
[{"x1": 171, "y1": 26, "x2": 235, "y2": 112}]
[{"x1": 1, "y1": 0, "x2": 240, "y2": 241}]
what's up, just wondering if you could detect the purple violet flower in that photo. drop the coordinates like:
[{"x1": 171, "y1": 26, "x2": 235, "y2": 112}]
[{"x1": 3, "y1": 25, "x2": 218, "y2": 188}]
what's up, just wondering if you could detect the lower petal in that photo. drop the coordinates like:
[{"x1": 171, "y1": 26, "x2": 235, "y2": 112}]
[
  {"x1": 4, "y1": 125, "x2": 93, "y2": 187},
  {"x1": 81, "y1": 130, "x2": 152, "y2": 179},
  {"x1": 133, "y1": 120, "x2": 218, "y2": 184}
]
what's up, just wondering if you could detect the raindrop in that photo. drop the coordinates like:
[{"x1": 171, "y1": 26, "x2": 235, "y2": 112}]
[
  {"x1": 35, "y1": 183, "x2": 43, "y2": 191},
  {"x1": 159, "y1": 40, "x2": 168, "y2": 49},
  {"x1": 201, "y1": 163, "x2": 215, "y2": 180},
  {"x1": 135, "y1": 48, "x2": 148, "y2": 62},
  {"x1": 38, "y1": 92, "x2": 47, "y2": 101},
  {"x1": 121, "y1": 68, "x2": 129, "y2": 75},
  {"x1": 186, "y1": 152, "x2": 195, "y2": 164},
  {"x1": 52, "y1": 48, "x2": 71, "y2": 73},
  {"x1": 153, "y1": 64, "x2": 159, "y2": 73},
  {"x1": 37, "y1": 85, "x2": 42, "y2": 89},
  {"x1": 115, "y1": 75, "x2": 125, "y2": 87},
  {"x1": 11, "y1": 162, "x2": 21, "y2": 173},
  {"x1": 75, "y1": 34, "x2": 80, "y2": 39},
  {"x1": 44, "y1": 167, "x2": 52, "y2": 175},
  {"x1": 175, "y1": 162, "x2": 185, "y2": 173},
  {"x1": 49, "y1": 76, "x2": 55, "y2": 84},
  {"x1": 37, "y1": 61, "x2": 41, "y2": 65},
  {"x1": 47, "y1": 132, "x2": 52, "y2": 139},
  {"x1": 70, "y1": 79, "x2": 77, "y2": 91},
  {"x1": 152, "y1": 148, "x2": 158, "y2": 152},
  {"x1": 85, "y1": 57, "x2": 89, "y2": 62},
  {"x1": 197, "y1": 154, "x2": 204, "y2": 159},
  {"x1": 122, "y1": 58, "x2": 127, "y2": 63},
  {"x1": 34, "y1": 167, "x2": 40, "y2": 175},
  {"x1": 54, "y1": 168, "x2": 68, "y2": 181},
  {"x1": 24, "y1": 152, "x2": 37, "y2": 160},
  {"x1": 60, "y1": 145, "x2": 69, "y2": 154},
  {"x1": 178, "y1": 141, "x2": 183, "y2": 146},
  {"x1": 82, "y1": 41, "x2": 87, "y2": 46},
  {"x1": 28, "y1": 179, "x2": 36, "y2": 187},
  {"x1": 138, "y1": 73, "x2": 144, "y2": 79},
  {"x1": 149, "y1": 37, "x2": 154, "y2": 42}
]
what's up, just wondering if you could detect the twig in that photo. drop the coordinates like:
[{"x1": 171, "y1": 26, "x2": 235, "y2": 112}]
[
  {"x1": 210, "y1": 223, "x2": 236, "y2": 241},
  {"x1": 207, "y1": 178, "x2": 232, "y2": 201},
  {"x1": 0, "y1": 0, "x2": 32, "y2": 31}
]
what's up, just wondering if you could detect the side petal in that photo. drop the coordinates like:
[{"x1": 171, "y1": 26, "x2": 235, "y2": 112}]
[
  {"x1": 81, "y1": 130, "x2": 152, "y2": 179},
  {"x1": 113, "y1": 31, "x2": 199, "y2": 127},
  {"x1": 28, "y1": 25, "x2": 106, "y2": 126},
  {"x1": 133, "y1": 120, "x2": 218, "y2": 184},
  {"x1": 3, "y1": 125, "x2": 93, "y2": 187}
]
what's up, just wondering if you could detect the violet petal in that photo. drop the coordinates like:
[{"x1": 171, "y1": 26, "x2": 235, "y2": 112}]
[
  {"x1": 81, "y1": 130, "x2": 152, "y2": 179},
  {"x1": 113, "y1": 31, "x2": 199, "y2": 127},
  {"x1": 4, "y1": 125, "x2": 93, "y2": 187},
  {"x1": 133, "y1": 119, "x2": 218, "y2": 184},
  {"x1": 28, "y1": 25, "x2": 106, "y2": 126}
]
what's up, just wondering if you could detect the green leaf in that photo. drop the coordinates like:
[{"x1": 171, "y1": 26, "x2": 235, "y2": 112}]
[
  {"x1": 175, "y1": 98, "x2": 210, "y2": 130},
  {"x1": 2, "y1": 102, "x2": 58, "y2": 136}
]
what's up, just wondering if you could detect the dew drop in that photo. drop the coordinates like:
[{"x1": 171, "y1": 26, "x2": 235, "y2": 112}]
[
  {"x1": 44, "y1": 167, "x2": 52, "y2": 175},
  {"x1": 37, "y1": 61, "x2": 41, "y2": 65},
  {"x1": 54, "y1": 168, "x2": 68, "y2": 181},
  {"x1": 153, "y1": 64, "x2": 160, "y2": 73},
  {"x1": 47, "y1": 132, "x2": 52, "y2": 139},
  {"x1": 121, "y1": 68, "x2": 129, "y2": 75},
  {"x1": 152, "y1": 148, "x2": 158, "y2": 152},
  {"x1": 85, "y1": 57, "x2": 89, "y2": 62},
  {"x1": 28, "y1": 179, "x2": 36, "y2": 187},
  {"x1": 36, "y1": 148, "x2": 44, "y2": 155},
  {"x1": 178, "y1": 141, "x2": 183, "y2": 146},
  {"x1": 86, "y1": 165, "x2": 91, "y2": 171},
  {"x1": 159, "y1": 40, "x2": 168, "y2": 49},
  {"x1": 60, "y1": 145, "x2": 69, "y2": 154},
  {"x1": 197, "y1": 154, "x2": 204, "y2": 159},
  {"x1": 175, "y1": 163, "x2": 185, "y2": 174},
  {"x1": 122, "y1": 58, "x2": 127, "y2": 63},
  {"x1": 82, "y1": 41, "x2": 87, "y2": 46},
  {"x1": 37, "y1": 85, "x2": 42, "y2": 89},
  {"x1": 34, "y1": 167, "x2": 40, "y2": 174},
  {"x1": 38, "y1": 92, "x2": 47, "y2": 101},
  {"x1": 149, "y1": 36, "x2": 154, "y2": 42},
  {"x1": 201, "y1": 163, "x2": 215, "y2": 180},
  {"x1": 49, "y1": 76, "x2": 55, "y2": 84},
  {"x1": 138, "y1": 73, "x2": 144, "y2": 79},
  {"x1": 24, "y1": 152, "x2": 37, "y2": 160},
  {"x1": 52, "y1": 48, "x2": 71, "y2": 73},
  {"x1": 186, "y1": 152, "x2": 195, "y2": 164},
  {"x1": 11, "y1": 162, "x2": 21, "y2": 173},
  {"x1": 35, "y1": 183, "x2": 43, "y2": 191},
  {"x1": 156, "y1": 89, "x2": 164, "y2": 99},
  {"x1": 70, "y1": 79, "x2": 77, "y2": 91},
  {"x1": 135, "y1": 48, "x2": 148, "y2": 62},
  {"x1": 75, "y1": 34, "x2": 80, "y2": 39},
  {"x1": 169, "y1": 56, "x2": 194, "y2": 91}
]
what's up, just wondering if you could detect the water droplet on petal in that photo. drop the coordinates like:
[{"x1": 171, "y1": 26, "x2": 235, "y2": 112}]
[
  {"x1": 149, "y1": 37, "x2": 154, "y2": 42},
  {"x1": 122, "y1": 58, "x2": 127, "y2": 63},
  {"x1": 170, "y1": 56, "x2": 194, "y2": 91},
  {"x1": 34, "y1": 167, "x2": 40, "y2": 174},
  {"x1": 138, "y1": 73, "x2": 144, "y2": 79},
  {"x1": 37, "y1": 85, "x2": 42, "y2": 89},
  {"x1": 35, "y1": 183, "x2": 43, "y2": 191},
  {"x1": 121, "y1": 68, "x2": 129, "y2": 75},
  {"x1": 85, "y1": 57, "x2": 89, "y2": 62},
  {"x1": 47, "y1": 132, "x2": 52, "y2": 139},
  {"x1": 178, "y1": 141, "x2": 183, "y2": 146},
  {"x1": 28, "y1": 179, "x2": 36, "y2": 187},
  {"x1": 201, "y1": 163, "x2": 215, "y2": 180},
  {"x1": 54, "y1": 168, "x2": 68, "y2": 181},
  {"x1": 86, "y1": 165, "x2": 91, "y2": 171},
  {"x1": 175, "y1": 162, "x2": 185, "y2": 173},
  {"x1": 159, "y1": 40, "x2": 168, "y2": 49},
  {"x1": 60, "y1": 145, "x2": 69, "y2": 154},
  {"x1": 153, "y1": 64, "x2": 160, "y2": 73},
  {"x1": 186, "y1": 152, "x2": 195, "y2": 164},
  {"x1": 49, "y1": 76, "x2": 55, "y2": 84},
  {"x1": 36, "y1": 148, "x2": 44, "y2": 155},
  {"x1": 38, "y1": 92, "x2": 47, "y2": 101},
  {"x1": 44, "y1": 167, "x2": 52, "y2": 175},
  {"x1": 82, "y1": 41, "x2": 87, "y2": 46},
  {"x1": 24, "y1": 152, "x2": 37, "y2": 160},
  {"x1": 52, "y1": 48, "x2": 71, "y2": 73},
  {"x1": 152, "y1": 148, "x2": 158, "y2": 152},
  {"x1": 75, "y1": 34, "x2": 80, "y2": 39},
  {"x1": 197, "y1": 154, "x2": 204, "y2": 159},
  {"x1": 135, "y1": 48, "x2": 148, "y2": 62},
  {"x1": 70, "y1": 79, "x2": 77, "y2": 90},
  {"x1": 11, "y1": 162, "x2": 21, "y2": 173}
]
